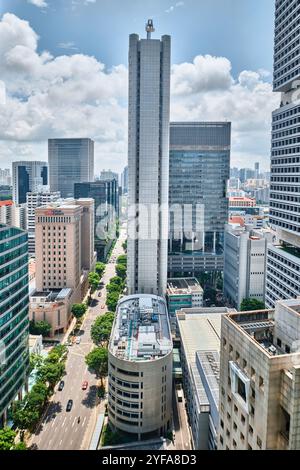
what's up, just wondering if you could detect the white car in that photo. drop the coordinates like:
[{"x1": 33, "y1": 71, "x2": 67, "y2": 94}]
[{"x1": 76, "y1": 337, "x2": 81, "y2": 344}]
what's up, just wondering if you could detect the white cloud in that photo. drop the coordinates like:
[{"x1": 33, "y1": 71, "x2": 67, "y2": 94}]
[
  {"x1": 166, "y1": 2, "x2": 184, "y2": 13},
  {"x1": 0, "y1": 13, "x2": 279, "y2": 173},
  {"x1": 58, "y1": 41, "x2": 79, "y2": 51},
  {"x1": 27, "y1": 0, "x2": 48, "y2": 8}
]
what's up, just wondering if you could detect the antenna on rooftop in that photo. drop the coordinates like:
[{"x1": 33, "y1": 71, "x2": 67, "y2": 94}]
[{"x1": 146, "y1": 19, "x2": 155, "y2": 39}]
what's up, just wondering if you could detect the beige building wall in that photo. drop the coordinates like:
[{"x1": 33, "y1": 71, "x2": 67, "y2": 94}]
[{"x1": 218, "y1": 302, "x2": 300, "y2": 450}]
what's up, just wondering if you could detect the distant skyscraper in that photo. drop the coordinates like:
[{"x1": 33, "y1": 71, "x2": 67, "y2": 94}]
[
  {"x1": 254, "y1": 162, "x2": 260, "y2": 179},
  {"x1": 266, "y1": 0, "x2": 300, "y2": 307},
  {"x1": 168, "y1": 122, "x2": 230, "y2": 276},
  {"x1": 0, "y1": 225, "x2": 29, "y2": 426},
  {"x1": 121, "y1": 166, "x2": 128, "y2": 195},
  {"x1": 48, "y1": 138, "x2": 94, "y2": 198},
  {"x1": 127, "y1": 20, "x2": 171, "y2": 296},
  {"x1": 99, "y1": 170, "x2": 119, "y2": 183},
  {"x1": 12, "y1": 161, "x2": 48, "y2": 204}
]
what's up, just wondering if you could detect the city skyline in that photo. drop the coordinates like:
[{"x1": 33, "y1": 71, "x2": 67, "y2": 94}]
[{"x1": 0, "y1": 1, "x2": 278, "y2": 173}]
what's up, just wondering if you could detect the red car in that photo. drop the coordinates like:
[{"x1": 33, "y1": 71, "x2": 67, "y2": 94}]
[{"x1": 82, "y1": 381, "x2": 88, "y2": 390}]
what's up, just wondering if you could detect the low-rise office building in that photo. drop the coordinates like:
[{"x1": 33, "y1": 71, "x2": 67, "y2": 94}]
[
  {"x1": 166, "y1": 277, "x2": 203, "y2": 332},
  {"x1": 176, "y1": 307, "x2": 235, "y2": 449},
  {"x1": 223, "y1": 226, "x2": 267, "y2": 309},
  {"x1": 218, "y1": 298, "x2": 300, "y2": 450},
  {"x1": 108, "y1": 294, "x2": 173, "y2": 440}
]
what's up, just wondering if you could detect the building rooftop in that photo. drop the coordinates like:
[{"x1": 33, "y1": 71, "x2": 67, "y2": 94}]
[
  {"x1": 109, "y1": 294, "x2": 172, "y2": 361},
  {"x1": 30, "y1": 288, "x2": 72, "y2": 302},
  {"x1": 167, "y1": 277, "x2": 203, "y2": 296},
  {"x1": 176, "y1": 308, "x2": 234, "y2": 365},
  {"x1": 226, "y1": 298, "x2": 300, "y2": 358}
]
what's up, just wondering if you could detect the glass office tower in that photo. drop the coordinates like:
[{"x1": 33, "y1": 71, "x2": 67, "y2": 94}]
[
  {"x1": 0, "y1": 225, "x2": 29, "y2": 427},
  {"x1": 266, "y1": 0, "x2": 300, "y2": 307},
  {"x1": 168, "y1": 122, "x2": 230, "y2": 276},
  {"x1": 12, "y1": 161, "x2": 48, "y2": 204},
  {"x1": 48, "y1": 138, "x2": 94, "y2": 198}
]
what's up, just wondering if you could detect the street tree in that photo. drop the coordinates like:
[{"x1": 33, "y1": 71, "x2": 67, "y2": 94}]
[
  {"x1": 0, "y1": 427, "x2": 16, "y2": 450},
  {"x1": 85, "y1": 347, "x2": 108, "y2": 385},
  {"x1": 240, "y1": 298, "x2": 265, "y2": 311},
  {"x1": 115, "y1": 263, "x2": 126, "y2": 280},
  {"x1": 29, "y1": 320, "x2": 51, "y2": 337},
  {"x1": 71, "y1": 303, "x2": 87, "y2": 319}
]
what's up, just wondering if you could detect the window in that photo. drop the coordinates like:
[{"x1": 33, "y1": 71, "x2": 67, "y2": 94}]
[
  {"x1": 257, "y1": 436, "x2": 262, "y2": 448},
  {"x1": 241, "y1": 414, "x2": 245, "y2": 424},
  {"x1": 220, "y1": 419, "x2": 224, "y2": 429},
  {"x1": 233, "y1": 422, "x2": 237, "y2": 431},
  {"x1": 233, "y1": 439, "x2": 237, "y2": 448},
  {"x1": 285, "y1": 345, "x2": 291, "y2": 354},
  {"x1": 234, "y1": 405, "x2": 238, "y2": 414},
  {"x1": 240, "y1": 432, "x2": 245, "y2": 442},
  {"x1": 249, "y1": 425, "x2": 253, "y2": 435},
  {"x1": 277, "y1": 338, "x2": 282, "y2": 347},
  {"x1": 243, "y1": 359, "x2": 247, "y2": 369},
  {"x1": 259, "y1": 376, "x2": 264, "y2": 391},
  {"x1": 250, "y1": 367, "x2": 256, "y2": 379}
]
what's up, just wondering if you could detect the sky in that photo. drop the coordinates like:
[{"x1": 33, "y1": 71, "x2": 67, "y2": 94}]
[{"x1": 0, "y1": 0, "x2": 279, "y2": 174}]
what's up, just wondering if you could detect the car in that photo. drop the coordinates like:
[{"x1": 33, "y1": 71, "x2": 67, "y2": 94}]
[
  {"x1": 98, "y1": 292, "x2": 102, "y2": 297},
  {"x1": 76, "y1": 337, "x2": 81, "y2": 344},
  {"x1": 58, "y1": 380, "x2": 65, "y2": 391},
  {"x1": 66, "y1": 399, "x2": 73, "y2": 412},
  {"x1": 82, "y1": 381, "x2": 88, "y2": 390},
  {"x1": 101, "y1": 305, "x2": 105, "y2": 309}
]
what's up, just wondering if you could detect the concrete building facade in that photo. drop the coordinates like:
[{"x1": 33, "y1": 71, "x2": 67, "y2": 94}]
[
  {"x1": 224, "y1": 226, "x2": 267, "y2": 309},
  {"x1": 266, "y1": 0, "x2": 300, "y2": 307},
  {"x1": 127, "y1": 21, "x2": 171, "y2": 296},
  {"x1": 30, "y1": 198, "x2": 95, "y2": 336},
  {"x1": 108, "y1": 294, "x2": 173, "y2": 439},
  {"x1": 218, "y1": 299, "x2": 300, "y2": 450},
  {"x1": 26, "y1": 191, "x2": 61, "y2": 254}
]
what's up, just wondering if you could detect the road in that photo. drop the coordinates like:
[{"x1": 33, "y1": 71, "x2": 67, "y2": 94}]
[
  {"x1": 172, "y1": 385, "x2": 192, "y2": 451},
  {"x1": 30, "y1": 226, "x2": 126, "y2": 450}
]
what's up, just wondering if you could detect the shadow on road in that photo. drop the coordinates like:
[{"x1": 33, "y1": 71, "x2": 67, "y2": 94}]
[
  {"x1": 34, "y1": 401, "x2": 62, "y2": 435},
  {"x1": 81, "y1": 384, "x2": 97, "y2": 409}
]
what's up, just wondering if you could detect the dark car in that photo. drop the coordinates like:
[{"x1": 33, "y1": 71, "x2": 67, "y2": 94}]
[
  {"x1": 58, "y1": 380, "x2": 65, "y2": 391},
  {"x1": 66, "y1": 399, "x2": 73, "y2": 412}
]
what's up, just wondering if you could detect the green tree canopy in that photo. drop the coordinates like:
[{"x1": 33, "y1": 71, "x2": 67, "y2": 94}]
[
  {"x1": 91, "y1": 313, "x2": 114, "y2": 345},
  {"x1": 85, "y1": 347, "x2": 108, "y2": 384},
  {"x1": 29, "y1": 320, "x2": 51, "y2": 337},
  {"x1": 12, "y1": 401, "x2": 40, "y2": 437},
  {"x1": 116, "y1": 255, "x2": 127, "y2": 266},
  {"x1": 106, "y1": 291, "x2": 120, "y2": 312},
  {"x1": 71, "y1": 303, "x2": 87, "y2": 319},
  {"x1": 95, "y1": 262, "x2": 106, "y2": 277},
  {"x1": 37, "y1": 362, "x2": 65, "y2": 391},
  {"x1": 240, "y1": 298, "x2": 266, "y2": 311},
  {"x1": 88, "y1": 272, "x2": 100, "y2": 293},
  {"x1": 115, "y1": 263, "x2": 126, "y2": 280},
  {"x1": 0, "y1": 427, "x2": 16, "y2": 450}
]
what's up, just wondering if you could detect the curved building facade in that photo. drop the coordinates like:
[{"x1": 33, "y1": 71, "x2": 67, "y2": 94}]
[
  {"x1": 0, "y1": 225, "x2": 29, "y2": 426},
  {"x1": 108, "y1": 294, "x2": 173, "y2": 439}
]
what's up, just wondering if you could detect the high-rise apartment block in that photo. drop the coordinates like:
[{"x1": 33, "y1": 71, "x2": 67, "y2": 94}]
[
  {"x1": 74, "y1": 180, "x2": 119, "y2": 261},
  {"x1": 30, "y1": 198, "x2": 95, "y2": 335},
  {"x1": 0, "y1": 225, "x2": 29, "y2": 426},
  {"x1": 218, "y1": 298, "x2": 300, "y2": 450},
  {"x1": 266, "y1": 0, "x2": 300, "y2": 307},
  {"x1": 108, "y1": 294, "x2": 173, "y2": 439},
  {"x1": 224, "y1": 226, "x2": 267, "y2": 308},
  {"x1": 121, "y1": 166, "x2": 128, "y2": 195},
  {"x1": 12, "y1": 161, "x2": 48, "y2": 204},
  {"x1": 26, "y1": 191, "x2": 61, "y2": 254},
  {"x1": 99, "y1": 170, "x2": 119, "y2": 183},
  {"x1": 127, "y1": 21, "x2": 171, "y2": 296},
  {"x1": 48, "y1": 138, "x2": 94, "y2": 198},
  {"x1": 0, "y1": 169, "x2": 11, "y2": 186},
  {"x1": 168, "y1": 122, "x2": 230, "y2": 276}
]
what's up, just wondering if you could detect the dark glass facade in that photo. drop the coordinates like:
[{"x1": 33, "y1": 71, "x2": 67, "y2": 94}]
[
  {"x1": 49, "y1": 138, "x2": 94, "y2": 198},
  {"x1": 168, "y1": 122, "x2": 230, "y2": 276},
  {"x1": 0, "y1": 225, "x2": 29, "y2": 426},
  {"x1": 74, "y1": 180, "x2": 119, "y2": 261}
]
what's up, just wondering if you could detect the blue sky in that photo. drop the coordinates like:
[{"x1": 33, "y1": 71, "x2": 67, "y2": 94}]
[
  {"x1": 1, "y1": 0, "x2": 275, "y2": 76},
  {"x1": 0, "y1": 0, "x2": 278, "y2": 173}
]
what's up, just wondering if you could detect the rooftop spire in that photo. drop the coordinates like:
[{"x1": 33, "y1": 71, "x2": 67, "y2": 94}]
[{"x1": 145, "y1": 19, "x2": 155, "y2": 39}]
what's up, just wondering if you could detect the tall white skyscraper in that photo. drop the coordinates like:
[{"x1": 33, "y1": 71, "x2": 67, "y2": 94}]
[
  {"x1": 127, "y1": 20, "x2": 171, "y2": 296},
  {"x1": 266, "y1": 0, "x2": 300, "y2": 307}
]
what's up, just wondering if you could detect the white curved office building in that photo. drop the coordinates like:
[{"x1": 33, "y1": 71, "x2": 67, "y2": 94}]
[{"x1": 108, "y1": 294, "x2": 173, "y2": 440}]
